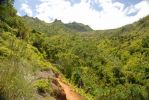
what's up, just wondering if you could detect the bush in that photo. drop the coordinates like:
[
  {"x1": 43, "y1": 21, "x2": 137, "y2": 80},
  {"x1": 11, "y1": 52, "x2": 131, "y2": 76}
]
[
  {"x1": 34, "y1": 79, "x2": 53, "y2": 95},
  {"x1": 0, "y1": 46, "x2": 11, "y2": 57},
  {"x1": 142, "y1": 36, "x2": 149, "y2": 48}
]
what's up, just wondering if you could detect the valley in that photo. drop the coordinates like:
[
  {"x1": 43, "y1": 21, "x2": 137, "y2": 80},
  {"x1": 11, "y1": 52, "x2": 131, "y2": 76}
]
[{"x1": 0, "y1": 0, "x2": 149, "y2": 100}]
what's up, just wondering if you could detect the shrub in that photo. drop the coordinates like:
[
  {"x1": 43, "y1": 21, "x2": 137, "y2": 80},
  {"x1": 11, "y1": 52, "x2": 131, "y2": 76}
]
[
  {"x1": 0, "y1": 46, "x2": 11, "y2": 57},
  {"x1": 34, "y1": 79, "x2": 53, "y2": 95}
]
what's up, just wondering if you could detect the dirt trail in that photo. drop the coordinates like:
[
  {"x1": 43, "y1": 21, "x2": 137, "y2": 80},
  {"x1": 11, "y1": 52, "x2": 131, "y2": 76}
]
[
  {"x1": 57, "y1": 78, "x2": 84, "y2": 100},
  {"x1": 36, "y1": 71, "x2": 84, "y2": 100}
]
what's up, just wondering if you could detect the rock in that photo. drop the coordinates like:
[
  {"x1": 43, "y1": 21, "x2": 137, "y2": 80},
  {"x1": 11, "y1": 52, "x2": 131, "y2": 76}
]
[{"x1": 36, "y1": 69, "x2": 55, "y2": 79}]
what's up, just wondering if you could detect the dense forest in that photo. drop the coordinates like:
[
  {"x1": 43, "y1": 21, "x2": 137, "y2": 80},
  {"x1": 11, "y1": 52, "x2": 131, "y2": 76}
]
[{"x1": 0, "y1": 0, "x2": 149, "y2": 100}]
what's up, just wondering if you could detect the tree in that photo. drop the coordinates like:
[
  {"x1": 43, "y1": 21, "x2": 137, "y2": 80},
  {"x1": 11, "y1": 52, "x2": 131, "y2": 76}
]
[
  {"x1": 0, "y1": 0, "x2": 7, "y2": 5},
  {"x1": 0, "y1": 0, "x2": 16, "y2": 19},
  {"x1": 0, "y1": 0, "x2": 14, "y2": 6}
]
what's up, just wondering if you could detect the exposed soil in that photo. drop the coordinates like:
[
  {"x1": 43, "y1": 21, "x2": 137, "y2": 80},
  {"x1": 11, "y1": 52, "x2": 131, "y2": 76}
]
[
  {"x1": 36, "y1": 70, "x2": 84, "y2": 100},
  {"x1": 57, "y1": 78, "x2": 84, "y2": 100}
]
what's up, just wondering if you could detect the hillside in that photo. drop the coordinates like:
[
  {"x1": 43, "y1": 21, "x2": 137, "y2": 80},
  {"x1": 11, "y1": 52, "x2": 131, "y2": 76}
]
[
  {"x1": 0, "y1": 1, "x2": 149, "y2": 100},
  {"x1": 64, "y1": 22, "x2": 93, "y2": 32},
  {"x1": 22, "y1": 15, "x2": 149, "y2": 100},
  {"x1": 23, "y1": 16, "x2": 72, "y2": 35},
  {"x1": 23, "y1": 16, "x2": 92, "y2": 35}
]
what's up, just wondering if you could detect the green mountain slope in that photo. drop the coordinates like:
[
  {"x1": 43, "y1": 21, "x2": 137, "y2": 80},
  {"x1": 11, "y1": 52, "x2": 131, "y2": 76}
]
[
  {"x1": 23, "y1": 16, "x2": 92, "y2": 34},
  {"x1": 0, "y1": 1, "x2": 149, "y2": 100},
  {"x1": 0, "y1": 2, "x2": 66, "y2": 100},
  {"x1": 65, "y1": 22, "x2": 93, "y2": 32},
  {"x1": 23, "y1": 15, "x2": 149, "y2": 99}
]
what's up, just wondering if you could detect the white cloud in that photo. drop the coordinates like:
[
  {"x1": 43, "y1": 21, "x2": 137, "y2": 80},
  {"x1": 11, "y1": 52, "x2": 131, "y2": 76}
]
[
  {"x1": 20, "y1": 3, "x2": 33, "y2": 16},
  {"x1": 124, "y1": 5, "x2": 138, "y2": 15},
  {"x1": 17, "y1": 12, "x2": 21, "y2": 16},
  {"x1": 134, "y1": 0, "x2": 149, "y2": 18},
  {"x1": 34, "y1": 0, "x2": 149, "y2": 30}
]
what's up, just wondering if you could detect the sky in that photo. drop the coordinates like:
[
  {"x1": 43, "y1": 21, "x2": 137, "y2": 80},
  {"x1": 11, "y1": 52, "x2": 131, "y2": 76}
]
[{"x1": 14, "y1": 0, "x2": 149, "y2": 30}]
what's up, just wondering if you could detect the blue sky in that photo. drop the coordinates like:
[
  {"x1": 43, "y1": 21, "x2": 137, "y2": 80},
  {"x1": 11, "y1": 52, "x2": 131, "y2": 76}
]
[{"x1": 14, "y1": 0, "x2": 149, "y2": 30}]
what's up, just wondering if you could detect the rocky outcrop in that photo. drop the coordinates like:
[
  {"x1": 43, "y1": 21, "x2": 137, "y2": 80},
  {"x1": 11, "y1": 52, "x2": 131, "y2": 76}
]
[{"x1": 35, "y1": 69, "x2": 66, "y2": 100}]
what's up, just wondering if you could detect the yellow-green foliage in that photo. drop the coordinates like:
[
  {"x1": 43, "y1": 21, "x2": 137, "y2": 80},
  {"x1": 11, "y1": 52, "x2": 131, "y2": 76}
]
[
  {"x1": 0, "y1": 46, "x2": 11, "y2": 57},
  {"x1": 25, "y1": 15, "x2": 149, "y2": 99},
  {"x1": 34, "y1": 79, "x2": 53, "y2": 95},
  {"x1": 0, "y1": 2, "x2": 149, "y2": 99},
  {"x1": 0, "y1": 32, "x2": 53, "y2": 99}
]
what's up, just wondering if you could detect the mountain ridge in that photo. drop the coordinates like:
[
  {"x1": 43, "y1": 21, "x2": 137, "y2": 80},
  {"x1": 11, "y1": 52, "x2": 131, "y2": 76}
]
[
  {"x1": 0, "y1": 1, "x2": 149, "y2": 100},
  {"x1": 23, "y1": 16, "x2": 93, "y2": 34}
]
